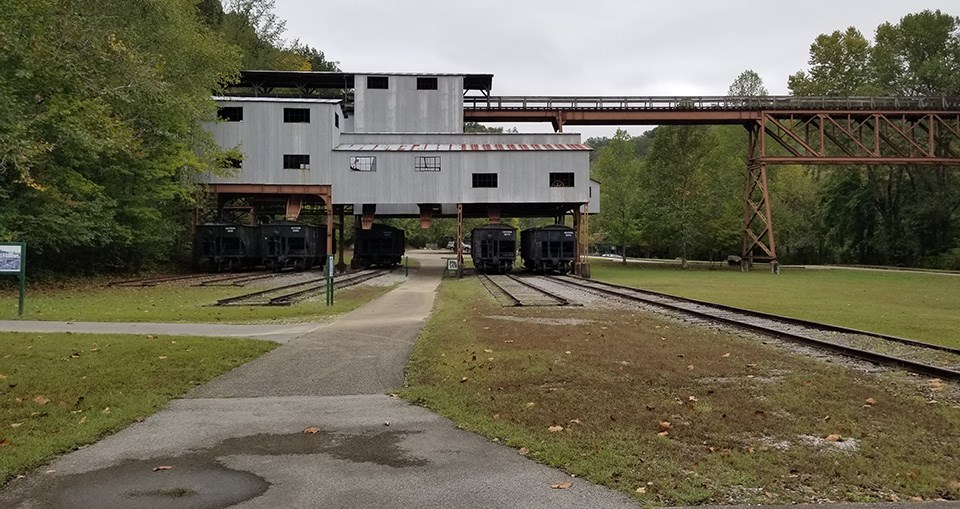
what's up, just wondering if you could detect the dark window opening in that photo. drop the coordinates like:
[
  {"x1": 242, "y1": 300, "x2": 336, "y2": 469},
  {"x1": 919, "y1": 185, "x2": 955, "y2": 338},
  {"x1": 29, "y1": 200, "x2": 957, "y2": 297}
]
[
  {"x1": 417, "y1": 77, "x2": 438, "y2": 90},
  {"x1": 283, "y1": 108, "x2": 310, "y2": 123},
  {"x1": 472, "y1": 173, "x2": 498, "y2": 188},
  {"x1": 283, "y1": 154, "x2": 310, "y2": 169},
  {"x1": 350, "y1": 156, "x2": 376, "y2": 172},
  {"x1": 415, "y1": 156, "x2": 441, "y2": 172},
  {"x1": 334, "y1": 113, "x2": 340, "y2": 129},
  {"x1": 367, "y1": 76, "x2": 389, "y2": 89},
  {"x1": 550, "y1": 172, "x2": 575, "y2": 187},
  {"x1": 217, "y1": 107, "x2": 243, "y2": 122}
]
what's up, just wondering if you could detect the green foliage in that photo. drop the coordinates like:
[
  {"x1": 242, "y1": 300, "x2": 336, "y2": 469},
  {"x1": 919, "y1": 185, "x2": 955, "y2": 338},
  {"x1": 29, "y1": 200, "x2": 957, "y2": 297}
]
[
  {"x1": 0, "y1": 0, "x2": 241, "y2": 273},
  {"x1": 728, "y1": 69, "x2": 768, "y2": 97},
  {"x1": 591, "y1": 129, "x2": 643, "y2": 260},
  {"x1": 786, "y1": 10, "x2": 960, "y2": 267}
]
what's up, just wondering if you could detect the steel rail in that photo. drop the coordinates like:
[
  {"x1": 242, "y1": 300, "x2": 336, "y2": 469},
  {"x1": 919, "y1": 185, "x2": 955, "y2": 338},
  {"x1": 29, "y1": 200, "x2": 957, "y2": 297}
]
[
  {"x1": 215, "y1": 274, "x2": 327, "y2": 306},
  {"x1": 109, "y1": 273, "x2": 212, "y2": 287},
  {"x1": 478, "y1": 274, "x2": 521, "y2": 307},
  {"x1": 506, "y1": 275, "x2": 570, "y2": 306},
  {"x1": 566, "y1": 276, "x2": 960, "y2": 355},
  {"x1": 193, "y1": 272, "x2": 277, "y2": 287},
  {"x1": 551, "y1": 276, "x2": 960, "y2": 381},
  {"x1": 269, "y1": 270, "x2": 391, "y2": 305}
]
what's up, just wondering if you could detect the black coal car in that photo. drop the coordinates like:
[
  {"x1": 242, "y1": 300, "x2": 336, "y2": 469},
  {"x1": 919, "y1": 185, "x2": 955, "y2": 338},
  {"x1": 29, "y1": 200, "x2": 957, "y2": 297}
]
[
  {"x1": 194, "y1": 223, "x2": 261, "y2": 272},
  {"x1": 520, "y1": 225, "x2": 576, "y2": 274},
  {"x1": 470, "y1": 224, "x2": 517, "y2": 273},
  {"x1": 352, "y1": 223, "x2": 404, "y2": 269},
  {"x1": 259, "y1": 222, "x2": 326, "y2": 271}
]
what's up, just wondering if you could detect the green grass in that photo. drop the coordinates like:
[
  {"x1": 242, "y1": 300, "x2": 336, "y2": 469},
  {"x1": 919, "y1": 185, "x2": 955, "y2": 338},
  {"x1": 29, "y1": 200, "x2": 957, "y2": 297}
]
[
  {"x1": 0, "y1": 281, "x2": 395, "y2": 324},
  {"x1": 403, "y1": 278, "x2": 960, "y2": 506},
  {"x1": 590, "y1": 260, "x2": 960, "y2": 348},
  {"x1": 0, "y1": 332, "x2": 276, "y2": 484}
]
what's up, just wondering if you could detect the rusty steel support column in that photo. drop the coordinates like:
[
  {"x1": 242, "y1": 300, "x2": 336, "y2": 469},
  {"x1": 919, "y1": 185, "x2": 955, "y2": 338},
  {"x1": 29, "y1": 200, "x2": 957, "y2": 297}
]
[
  {"x1": 456, "y1": 203, "x2": 463, "y2": 278},
  {"x1": 741, "y1": 124, "x2": 778, "y2": 272},
  {"x1": 336, "y1": 205, "x2": 346, "y2": 273},
  {"x1": 285, "y1": 196, "x2": 303, "y2": 221},
  {"x1": 577, "y1": 203, "x2": 591, "y2": 278}
]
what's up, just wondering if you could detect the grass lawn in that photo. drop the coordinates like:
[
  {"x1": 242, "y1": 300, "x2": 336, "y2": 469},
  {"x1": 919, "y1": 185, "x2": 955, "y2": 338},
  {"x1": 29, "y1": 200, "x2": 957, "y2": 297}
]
[
  {"x1": 0, "y1": 280, "x2": 395, "y2": 324},
  {"x1": 590, "y1": 260, "x2": 960, "y2": 349},
  {"x1": 403, "y1": 278, "x2": 960, "y2": 505},
  {"x1": 0, "y1": 332, "x2": 276, "y2": 484}
]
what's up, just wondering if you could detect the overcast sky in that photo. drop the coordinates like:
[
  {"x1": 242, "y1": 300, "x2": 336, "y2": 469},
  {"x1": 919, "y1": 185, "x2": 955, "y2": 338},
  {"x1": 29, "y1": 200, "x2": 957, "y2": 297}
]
[{"x1": 272, "y1": 1, "x2": 958, "y2": 138}]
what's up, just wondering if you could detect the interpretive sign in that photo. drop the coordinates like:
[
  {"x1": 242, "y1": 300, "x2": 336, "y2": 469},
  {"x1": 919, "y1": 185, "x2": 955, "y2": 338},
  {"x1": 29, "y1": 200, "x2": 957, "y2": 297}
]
[{"x1": 0, "y1": 242, "x2": 26, "y2": 317}]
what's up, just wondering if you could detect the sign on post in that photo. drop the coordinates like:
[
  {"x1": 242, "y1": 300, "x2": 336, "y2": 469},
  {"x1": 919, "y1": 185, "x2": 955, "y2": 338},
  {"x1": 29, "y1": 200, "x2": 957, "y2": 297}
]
[{"x1": 0, "y1": 243, "x2": 26, "y2": 317}]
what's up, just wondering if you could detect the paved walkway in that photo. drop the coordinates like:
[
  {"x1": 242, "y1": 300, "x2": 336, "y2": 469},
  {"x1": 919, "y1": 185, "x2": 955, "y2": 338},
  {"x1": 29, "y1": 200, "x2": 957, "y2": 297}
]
[
  {"x1": 0, "y1": 321, "x2": 319, "y2": 344},
  {"x1": 0, "y1": 253, "x2": 636, "y2": 509}
]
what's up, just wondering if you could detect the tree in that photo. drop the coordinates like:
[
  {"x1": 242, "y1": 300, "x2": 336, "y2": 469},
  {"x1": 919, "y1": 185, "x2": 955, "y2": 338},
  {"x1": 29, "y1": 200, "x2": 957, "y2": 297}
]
[
  {"x1": 788, "y1": 27, "x2": 880, "y2": 96},
  {"x1": 591, "y1": 129, "x2": 643, "y2": 262},
  {"x1": 0, "y1": 0, "x2": 241, "y2": 273},
  {"x1": 728, "y1": 70, "x2": 768, "y2": 97}
]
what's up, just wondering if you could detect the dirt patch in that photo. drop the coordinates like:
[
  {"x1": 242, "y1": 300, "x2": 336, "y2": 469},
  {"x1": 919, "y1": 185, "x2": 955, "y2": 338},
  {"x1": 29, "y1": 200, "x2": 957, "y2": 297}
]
[{"x1": 486, "y1": 315, "x2": 597, "y2": 326}]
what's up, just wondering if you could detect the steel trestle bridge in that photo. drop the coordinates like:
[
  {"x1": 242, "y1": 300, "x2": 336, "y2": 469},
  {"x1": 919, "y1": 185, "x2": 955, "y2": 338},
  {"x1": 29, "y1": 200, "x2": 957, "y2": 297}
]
[{"x1": 465, "y1": 94, "x2": 960, "y2": 268}]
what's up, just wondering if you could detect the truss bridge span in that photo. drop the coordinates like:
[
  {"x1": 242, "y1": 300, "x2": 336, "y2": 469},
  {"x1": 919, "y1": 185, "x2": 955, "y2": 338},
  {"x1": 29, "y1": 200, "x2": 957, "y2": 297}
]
[{"x1": 466, "y1": 95, "x2": 960, "y2": 267}]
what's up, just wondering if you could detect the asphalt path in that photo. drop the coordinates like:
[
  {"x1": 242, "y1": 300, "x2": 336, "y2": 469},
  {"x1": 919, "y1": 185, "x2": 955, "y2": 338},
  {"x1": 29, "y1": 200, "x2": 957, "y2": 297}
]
[
  {"x1": 0, "y1": 253, "x2": 637, "y2": 509},
  {"x1": 0, "y1": 321, "x2": 318, "y2": 344}
]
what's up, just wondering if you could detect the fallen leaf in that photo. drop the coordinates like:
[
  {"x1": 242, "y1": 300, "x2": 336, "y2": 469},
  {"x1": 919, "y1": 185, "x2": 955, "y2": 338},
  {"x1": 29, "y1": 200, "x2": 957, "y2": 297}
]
[
  {"x1": 929, "y1": 379, "x2": 944, "y2": 392},
  {"x1": 825, "y1": 434, "x2": 842, "y2": 442},
  {"x1": 33, "y1": 396, "x2": 49, "y2": 406},
  {"x1": 504, "y1": 340, "x2": 514, "y2": 343},
  {"x1": 721, "y1": 353, "x2": 731, "y2": 358},
  {"x1": 10, "y1": 423, "x2": 22, "y2": 428},
  {"x1": 865, "y1": 398, "x2": 877, "y2": 406},
  {"x1": 0, "y1": 374, "x2": 5, "y2": 380},
  {"x1": 568, "y1": 419, "x2": 581, "y2": 425},
  {"x1": 459, "y1": 377, "x2": 468, "y2": 383},
  {"x1": 78, "y1": 416, "x2": 87, "y2": 425},
  {"x1": 686, "y1": 364, "x2": 695, "y2": 370},
  {"x1": 564, "y1": 351, "x2": 572, "y2": 355},
  {"x1": 754, "y1": 410, "x2": 766, "y2": 417},
  {"x1": 0, "y1": 438, "x2": 9, "y2": 447},
  {"x1": 483, "y1": 349, "x2": 493, "y2": 353},
  {"x1": 492, "y1": 414, "x2": 500, "y2": 420},
  {"x1": 383, "y1": 421, "x2": 390, "y2": 426},
  {"x1": 635, "y1": 486, "x2": 647, "y2": 494},
  {"x1": 518, "y1": 447, "x2": 530, "y2": 456},
  {"x1": 158, "y1": 356, "x2": 168, "y2": 360},
  {"x1": 303, "y1": 427, "x2": 321, "y2": 434},
  {"x1": 135, "y1": 416, "x2": 145, "y2": 423},
  {"x1": 823, "y1": 415, "x2": 831, "y2": 422},
  {"x1": 657, "y1": 431, "x2": 669, "y2": 437},
  {"x1": 688, "y1": 396, "x2": 698, "y2": 402},
  {"x1": 44, "y1": 469, "x2": 55, "y2": 474},
  {"x1": 550, "y1": 481, "x2": 572, "y2": 489},
  {"x1": 548, "y1": 425, "x2": 564, "y2": 433},
  {"x1": 153, "y1": 466, "x2": 173, "y2": 471},
  {"x1": 525, "y1": 402, "x2": 536, "y2": 408},
  {"x1": 101, "y1": 407, "x2": 111, "y2": 415},
  {"x1": 658, "y1": 421, "x2": 672, "y2": 432},
  {"x1": 948, "y1": 480, "x2": 960, "y2": 490}
]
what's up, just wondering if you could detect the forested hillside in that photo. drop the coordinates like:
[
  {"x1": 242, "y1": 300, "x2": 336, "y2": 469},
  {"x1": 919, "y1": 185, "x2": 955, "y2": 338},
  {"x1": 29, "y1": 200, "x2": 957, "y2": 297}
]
[{"x1": 0, "y1": 0, "x2": 333, "y2": 274}]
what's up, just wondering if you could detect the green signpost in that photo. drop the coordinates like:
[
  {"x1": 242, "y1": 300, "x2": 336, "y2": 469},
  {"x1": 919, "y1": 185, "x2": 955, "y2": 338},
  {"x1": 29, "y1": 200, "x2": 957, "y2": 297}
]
[
  {"x1": 326, "y1": 255, "x2": 334, "y2": 306},
  {"x1": 0, "y1": 242, "x2": 26, "y2": 317}
]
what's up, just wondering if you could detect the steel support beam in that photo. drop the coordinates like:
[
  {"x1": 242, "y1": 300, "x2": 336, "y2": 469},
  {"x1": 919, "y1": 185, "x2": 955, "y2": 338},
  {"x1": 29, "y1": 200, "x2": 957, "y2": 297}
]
[{"x1": 742, "y1": 125, "x2": 778, "y2": 272}]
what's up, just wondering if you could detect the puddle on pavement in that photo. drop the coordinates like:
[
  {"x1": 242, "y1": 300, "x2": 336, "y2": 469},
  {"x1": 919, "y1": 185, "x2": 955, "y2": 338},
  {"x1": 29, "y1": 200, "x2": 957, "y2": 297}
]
[{"x1": 13, "y1": 429, "x2": 428, "y2": 509}]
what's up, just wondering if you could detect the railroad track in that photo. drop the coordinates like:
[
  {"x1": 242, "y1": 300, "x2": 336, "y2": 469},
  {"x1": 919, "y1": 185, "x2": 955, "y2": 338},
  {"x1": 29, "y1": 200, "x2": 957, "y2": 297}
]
[
  {"x1": 192, "y1": 272, "x2": 278, "y2": 287},
  {"x1": 109, "y1": 273, "x2": 221, "y2": 287},
  {"x1": 551, "y1": 275, "x2": 960, "y2": 381},
  {"x1": 216, "y1": 269, "x2": 392, "y2": 307},
  {"x1": 479, "y1": 274, "x2": 570, "y2": 307}
]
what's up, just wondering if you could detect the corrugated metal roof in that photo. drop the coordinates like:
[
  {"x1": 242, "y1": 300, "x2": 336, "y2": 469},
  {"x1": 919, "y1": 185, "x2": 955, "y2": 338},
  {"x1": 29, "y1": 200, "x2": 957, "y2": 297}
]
[
  {"x1": 213, "y1": 96, "x2": 342, "y2": 104},
  {"x1": 333, "y1": 143, "x2": 592, "y2": 152}
]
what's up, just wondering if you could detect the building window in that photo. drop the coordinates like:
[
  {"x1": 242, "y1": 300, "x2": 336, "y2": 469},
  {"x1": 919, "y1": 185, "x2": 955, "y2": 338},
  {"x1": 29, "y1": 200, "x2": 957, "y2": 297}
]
[
  {"x1": 415, "y1": 156, "x2": 441, "y2": 172},
  {"x1": 334, "y1": 113, "x2": 340, "y2": 129},
  {"x1": 350, "y1": 156, "x2": 376, "y2": 172},
  {"x1": 417, "y1": 77, "x2": 438, "y2": 90},
  {"x1": 217, "y1": 107, "x2": 243, "y2": 122},
  {"x1": 549, "y1": 172, "x2": 575, "y2": 187},
  {"x1": 472, "y1": 173, "x2": 498, "y2": 188},
  {"x1": 367, "y1": 76, "x2": 389, "y2": 89},
  {"x1": 283, "y1": 154, "x2": 310, "y2": 169},
  {"x1": 283, "y1": 108, "x2": 310, "y2": 123}
]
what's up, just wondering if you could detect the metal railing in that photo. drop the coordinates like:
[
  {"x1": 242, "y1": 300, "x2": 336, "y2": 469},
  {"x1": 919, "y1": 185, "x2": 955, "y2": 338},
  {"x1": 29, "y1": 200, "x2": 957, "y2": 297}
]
[{"x1": 463, "y1": 95, "x2": 960, "y2": 111}]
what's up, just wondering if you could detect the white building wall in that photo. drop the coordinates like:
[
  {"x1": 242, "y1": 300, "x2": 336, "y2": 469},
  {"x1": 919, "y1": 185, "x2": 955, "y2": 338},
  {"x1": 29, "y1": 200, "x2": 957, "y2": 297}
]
[{"x1": 353, "y1": 75, "x2": 463, "y2": 134}]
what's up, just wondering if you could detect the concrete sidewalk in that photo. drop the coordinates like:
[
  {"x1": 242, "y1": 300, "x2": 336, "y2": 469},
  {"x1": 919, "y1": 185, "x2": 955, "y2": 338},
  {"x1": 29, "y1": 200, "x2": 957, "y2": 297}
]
[
  {"x1": 0, "y1": 320, "x2": 320, "y2": 343},
  {"x1": 0, "y1": 253, "x2": 637, "y2": 509}
]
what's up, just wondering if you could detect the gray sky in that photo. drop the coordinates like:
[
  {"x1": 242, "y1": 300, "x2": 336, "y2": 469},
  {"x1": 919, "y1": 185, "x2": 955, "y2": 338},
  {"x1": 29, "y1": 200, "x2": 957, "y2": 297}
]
[{"x1": 273, "y1": 0, "x2": 958, "y2": 138}]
